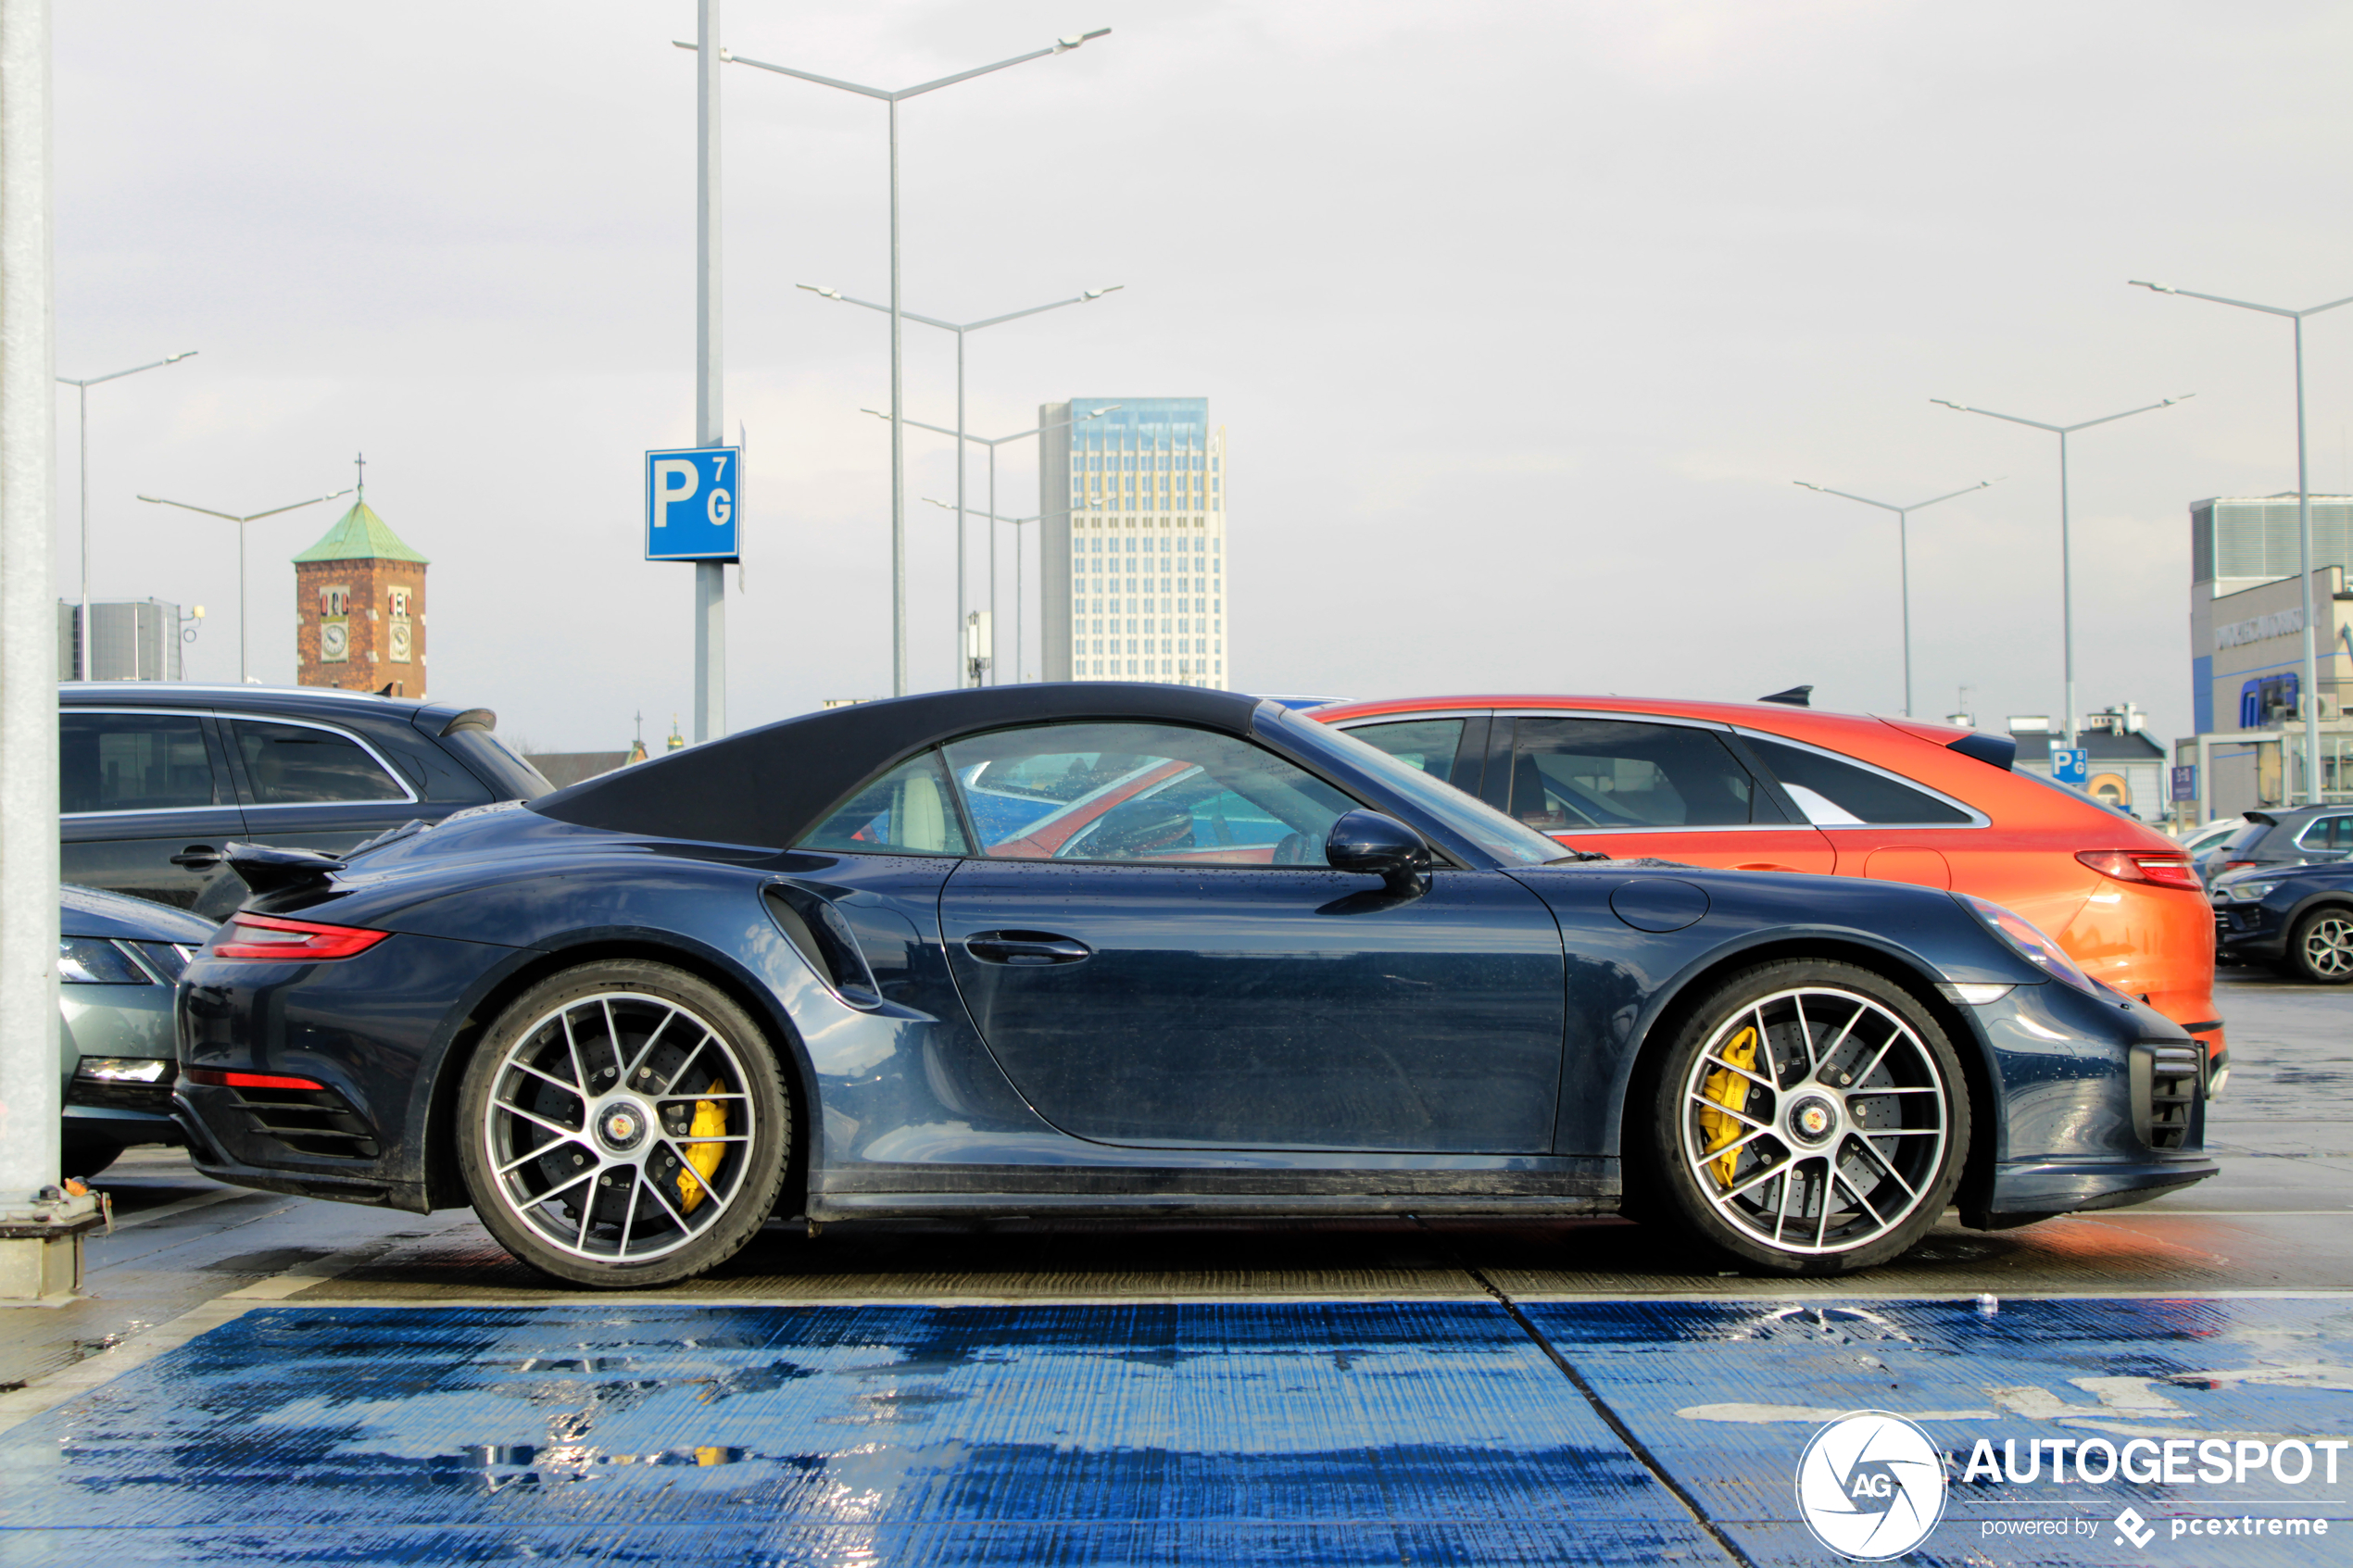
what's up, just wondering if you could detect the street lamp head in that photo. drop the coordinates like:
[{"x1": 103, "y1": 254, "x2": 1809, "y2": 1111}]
[
  {"x1": 1081, "y1": 284, "x2": 1125, "y2": 301},
  {"x1": 165, "y1": 350, "x2": 198, "y2": 363},
  {"x1": 797, "y1": 283, "x2": 843, "y2": 300},
  {"x1": 2129, "y1": 280, "x2": 2176, "y2": 295},
  {"x1": 1930, "y1": 398, "x2": 1968, "y2": 412},
  {"x1": 1054, "y1": 27, "x2": 1112, "y2": 51}
]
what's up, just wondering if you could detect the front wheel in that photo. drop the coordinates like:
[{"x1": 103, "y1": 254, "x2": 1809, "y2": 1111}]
[
  {"x1": 457, "y1": 960, "x2": 791, "y2": 1288},
  {"x1": 1640, "y1": 960, "x2": 1970, "y2": 1274},
  {"x1": 2284, "y1": 907, "x2": 2353, "y2": 984}
]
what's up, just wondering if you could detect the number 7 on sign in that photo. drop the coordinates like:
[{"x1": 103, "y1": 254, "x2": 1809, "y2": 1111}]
[{"x1": 643, "y1": 445, "x2": 742, "y2": 563}]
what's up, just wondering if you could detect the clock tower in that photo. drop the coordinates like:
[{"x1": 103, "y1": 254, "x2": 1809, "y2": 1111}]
[{"x1": 292, "y1": 467, "x2": 429, "y2": 696}]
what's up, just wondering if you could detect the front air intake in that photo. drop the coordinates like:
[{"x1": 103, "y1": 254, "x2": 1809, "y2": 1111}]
[{"x1": 2131, "y1": 1044, "x2": 2202, "y2": 1151}]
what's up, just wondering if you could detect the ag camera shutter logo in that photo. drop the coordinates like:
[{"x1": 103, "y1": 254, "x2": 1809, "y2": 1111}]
[{"x1": 1795, "y1": 1411, "x2": 1947, "y2": 1561}]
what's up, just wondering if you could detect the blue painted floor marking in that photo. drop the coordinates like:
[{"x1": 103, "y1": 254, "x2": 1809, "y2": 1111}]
[
  {"x1": 1528, "y1": 1298, "x2": 2353, "y2": 1566},
  {"x1": 4, "y1": 1297, "x2": 2349, "y2": 1565},
  {"x1": 0, "y1": 1301, "x2": 1718, "y2": 1567}
]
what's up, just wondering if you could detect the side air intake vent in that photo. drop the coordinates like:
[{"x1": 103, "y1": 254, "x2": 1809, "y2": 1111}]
[{"x1": 232, "y1": 1081, "x2": 381, "y2": 1160}]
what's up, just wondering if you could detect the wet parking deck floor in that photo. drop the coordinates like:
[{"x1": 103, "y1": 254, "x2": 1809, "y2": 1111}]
[{"x1": 1, "y1": 970, "x2": 2347, "y2": 1566}]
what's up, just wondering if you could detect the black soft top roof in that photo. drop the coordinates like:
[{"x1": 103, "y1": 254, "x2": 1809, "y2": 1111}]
[{"x1": 531, "y1": 683, "x2": 1264, "y2": 849}]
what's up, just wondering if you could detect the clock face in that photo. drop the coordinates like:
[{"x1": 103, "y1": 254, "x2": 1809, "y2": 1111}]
[
  {"x1": 321, "y1": 619, "x2": 348, "y2": 662},
  {"x1": 388, "y1": 621, "x2": 412, "y2": 663}
]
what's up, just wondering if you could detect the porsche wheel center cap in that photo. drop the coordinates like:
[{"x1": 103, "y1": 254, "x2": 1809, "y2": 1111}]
[
  {"x1": 1788, "y1": 1096, "x2": 1838, "y2": 1145},
  {"x1": 597, "y1": 1101, "x2": 649, "y2": 1153}
]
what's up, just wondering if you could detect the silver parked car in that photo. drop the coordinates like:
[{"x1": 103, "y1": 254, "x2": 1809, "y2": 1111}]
[{"x1": 60, "y1": 884, "x2": 211, "y2": 1177}]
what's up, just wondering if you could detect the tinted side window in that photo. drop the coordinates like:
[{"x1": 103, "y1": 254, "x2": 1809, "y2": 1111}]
[
  {"x1": 943, "y1": 722, "x2": 1355, "y2": 866},
  {"x1": 1510, "y1": 719, "x2": 1778, "y2": 829},
  {"x1": 799, "y1": 751, "x2": 970, "y2": 856},
  {"x1": 229, "y1": 720, "x2": 407, "y2": 805},
  {"x1": 1743, "y1": 735, "x2": 1970, "y2": 826},
  {"x1": 59, "y1": 711, "x2": 220, "y2": 813},
  {"x1": 1345, "y1": 719, "x2": 1466, "y2": 782},
  {"x1": 2295, "y1": 815, "x2": 2353, "y2": 850}
]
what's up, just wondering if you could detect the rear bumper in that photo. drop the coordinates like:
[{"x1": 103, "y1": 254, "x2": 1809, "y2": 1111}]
[
  {"x1": 63, "y1": 1103, "x2": 181, "y2": 1147},
  {"x1": 170, "y1": 1099, "x2": 428, "y2": 1212}
]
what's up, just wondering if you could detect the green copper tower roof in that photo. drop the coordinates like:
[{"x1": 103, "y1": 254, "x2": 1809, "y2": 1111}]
[{"x1": 291, "y1": 497, "x2": 429, "y2": 565}]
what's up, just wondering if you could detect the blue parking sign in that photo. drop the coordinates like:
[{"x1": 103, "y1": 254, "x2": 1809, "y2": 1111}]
[
  {"x1": 2051, "y1": 746, "x2": 2088, "y2": 784},
  {"x1": 645, "y1": 445, "x2": 741, "y2": 561}
]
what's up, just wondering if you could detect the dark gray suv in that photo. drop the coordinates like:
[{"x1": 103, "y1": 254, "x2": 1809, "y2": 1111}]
[
  {"x1": 2196, "y1": 805, "x2": 2353, "y2": 885},
  {"x1": 61, "y1": 684, "x2": 551, "y2": 917}
]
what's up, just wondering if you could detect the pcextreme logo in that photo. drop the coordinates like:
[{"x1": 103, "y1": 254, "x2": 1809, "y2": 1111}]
[{"x1": 1794, "y1": 1411, "x2": 1947, "y2": 1561}]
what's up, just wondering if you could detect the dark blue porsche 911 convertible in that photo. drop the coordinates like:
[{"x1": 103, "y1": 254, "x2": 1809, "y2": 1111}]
[{"x1": 173, "y1": 684, "x2": 2213, "y2": 1286}]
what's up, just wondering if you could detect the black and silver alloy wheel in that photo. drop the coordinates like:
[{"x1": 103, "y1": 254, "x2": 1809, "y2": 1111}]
[
  {"x1": 458, "y1": 960, "x2": 790, "y2": 1287},
  {"x1": 2285, "y1": 908, "x2": 2353, "y2": 985},
  {"x1": 1645, "y1": 960, "x2": 1969, "y2": 1274}
]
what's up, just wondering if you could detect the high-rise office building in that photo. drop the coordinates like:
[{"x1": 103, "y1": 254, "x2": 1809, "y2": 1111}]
[{"x1": 1039, "y1": 397, "x2": 1227, "y2": 686}]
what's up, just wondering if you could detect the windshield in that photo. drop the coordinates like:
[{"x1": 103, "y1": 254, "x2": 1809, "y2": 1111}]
[{"x1": 1261, "y1": 705, "x2": 1570, "y2": 866}]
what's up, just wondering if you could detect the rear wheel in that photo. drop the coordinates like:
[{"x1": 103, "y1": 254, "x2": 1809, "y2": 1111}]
[
  {"x1": 457, "y1": 960, "x2": 790, "y2": 1288},
  {"x1": 1641, "y1": 960, "x2": 1969, "y2": 1274},
  {"x1": 2284, "y1": 908, "x2": 2353, "y2": 985}
]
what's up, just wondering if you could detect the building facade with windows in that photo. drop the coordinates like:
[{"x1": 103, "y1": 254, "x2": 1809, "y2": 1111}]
[
  {"x1": 2189, "y1": 495, "x2": 2353, "y2": 734},
  {"x1": 1038, "y1": 397, "x2": 1226, "y2": 686},
  {"x1": 2177, "y1": 495, "x2": 2353, "y2": 820},
  {"x1": 57, "y1": 598, "x2": 186, "y2": 681}
]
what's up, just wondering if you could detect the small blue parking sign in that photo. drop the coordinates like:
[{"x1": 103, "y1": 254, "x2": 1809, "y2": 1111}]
[
  {"x1": 2051, "y1": 746, "x2": 2088, "y2": 784},
  {"x1": 645, "y1": 445, "x2": 741, "y2": 562}
]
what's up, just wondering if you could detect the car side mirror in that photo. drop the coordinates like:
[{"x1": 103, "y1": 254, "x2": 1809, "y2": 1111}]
[{"x1": 1325, "y1": 809, "x2": 1430, "y2": 892}]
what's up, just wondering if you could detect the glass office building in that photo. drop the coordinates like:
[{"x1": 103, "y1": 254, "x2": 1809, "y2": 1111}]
[{"x1": 1038, "y1": 397, "x2": 1227, "y2": 686}]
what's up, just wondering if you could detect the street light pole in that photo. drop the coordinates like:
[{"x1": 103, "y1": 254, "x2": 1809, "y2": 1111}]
[
  {"x1": 877, "y1": 405, "x2": 1117, "y2": 683},
  {"x1": 925, "y1": 498, "x2": 1071, "y2": 684},
  {"x1": 2132, "y1": 281, "x2": 2353, "y2": 806},
  {"x1": 1931, "y1": 394, "x2": 2192, "y2": 748},
  {"x1": 800, "y1": 285, "x2": 1122, "y2": 685},
  {"x1": 694, "y1": 0, "x2": 724, "y2": 743},
  {"x1": 137, "y1": 487, "x2": 351, "y2": 683},
  {"x1": 1793, "y1": 479, "x2": 1995, "y2": 718},
  {"x1": 56, "y1": 350, "x2": 195, "y2": 679},
  {"x1": 720, "y1": 28, "x2": 1109, "y2": 696}
]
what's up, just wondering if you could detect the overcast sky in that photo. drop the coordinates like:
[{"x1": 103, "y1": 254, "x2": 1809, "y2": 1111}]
[{"x1": 50, "y1": 0, "x2": 2353, "y2": 751}]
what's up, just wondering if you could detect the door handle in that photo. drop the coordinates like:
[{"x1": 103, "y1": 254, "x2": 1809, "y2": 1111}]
[
  {"x1": 964, "y1": 931, "x2": 1092, "y2": 966},
  {"x1": 170, "y1": 846, "x2": 222, "y2": 870}
]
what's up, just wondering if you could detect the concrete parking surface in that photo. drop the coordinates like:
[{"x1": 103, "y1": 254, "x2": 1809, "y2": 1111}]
[{"x1": 0, "y1": 967, "x2": 2347, "y2": 1564}]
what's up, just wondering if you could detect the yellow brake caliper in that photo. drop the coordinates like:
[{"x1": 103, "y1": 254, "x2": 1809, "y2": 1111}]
[
  {"x1": 676, "y1": 1079, "x2": 728, "y2": 1213},
  {"x1": 1697, "y1": 1026, "x2": 1760, "y2": 1189}
]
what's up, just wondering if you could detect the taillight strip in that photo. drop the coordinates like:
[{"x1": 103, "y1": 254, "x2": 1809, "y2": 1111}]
[
  {"x1": 187, "y1": 1067, "x2": 329, "y2": 1092},
  {"x1": 209, "y1": 912, "x2": 390, "y2": 961},
  {"x1": 2075, "y1": 850, "x2": 2201, "y2": 890}
]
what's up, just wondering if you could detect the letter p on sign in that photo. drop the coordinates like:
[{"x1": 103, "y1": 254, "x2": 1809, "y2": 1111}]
[{"x1": 644, "y1": 445, "x2": 742, "y2": 562}]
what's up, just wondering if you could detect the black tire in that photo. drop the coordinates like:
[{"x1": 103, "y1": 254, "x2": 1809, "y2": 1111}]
[
  {"x1": 2284, "y1": 907, "x2": 2353, "y2": 985},
  {"x1": 60, "y1": 1135, "x2": 122, "y2": 1181},
  {"x1": 457, "y1": 960, "x2": 791, "y2": 1288},
  {"x1": 1635, "y1": 959, "x2": 1970, "y2": 1275}
]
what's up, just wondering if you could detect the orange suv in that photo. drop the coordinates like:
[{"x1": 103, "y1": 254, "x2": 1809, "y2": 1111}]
[{"x1": 1315, "y1": 696, "x2": 2222, "y2": 1076}]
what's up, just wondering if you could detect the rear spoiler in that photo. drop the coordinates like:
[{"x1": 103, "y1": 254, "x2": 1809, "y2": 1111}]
[{"x1": 224, "y1": 841, "x2": 346, "y2": 896}]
